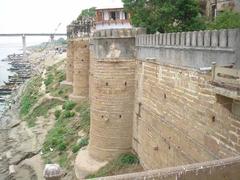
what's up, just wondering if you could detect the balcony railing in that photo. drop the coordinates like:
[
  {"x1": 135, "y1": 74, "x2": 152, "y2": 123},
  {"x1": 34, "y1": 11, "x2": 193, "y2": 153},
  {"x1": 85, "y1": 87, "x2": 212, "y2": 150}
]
[{"x1": 96, "y1": 19, "x2": 130, "y2": 25}]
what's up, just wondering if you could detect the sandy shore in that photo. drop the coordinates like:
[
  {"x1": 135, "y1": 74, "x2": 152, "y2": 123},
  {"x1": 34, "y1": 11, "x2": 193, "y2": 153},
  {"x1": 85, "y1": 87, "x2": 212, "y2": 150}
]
[{"x1": 0, "y1": 47, "x2": 66, "y2": 180}]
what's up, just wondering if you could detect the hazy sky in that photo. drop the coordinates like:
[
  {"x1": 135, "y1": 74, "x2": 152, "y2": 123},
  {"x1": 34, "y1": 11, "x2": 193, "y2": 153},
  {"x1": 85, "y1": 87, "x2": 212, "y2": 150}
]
[{"x1": 0, "y1": 0, "x2": 123, "y2": 34}]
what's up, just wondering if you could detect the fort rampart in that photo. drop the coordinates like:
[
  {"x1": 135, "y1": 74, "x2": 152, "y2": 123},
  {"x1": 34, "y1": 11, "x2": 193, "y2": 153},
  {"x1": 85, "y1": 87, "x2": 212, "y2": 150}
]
[{"x1": 63, "y1": 28, "x2": 240, "y2": 178}]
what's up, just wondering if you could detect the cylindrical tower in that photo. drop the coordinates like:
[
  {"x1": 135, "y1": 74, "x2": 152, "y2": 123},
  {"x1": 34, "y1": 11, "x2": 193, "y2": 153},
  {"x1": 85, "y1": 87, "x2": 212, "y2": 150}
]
[
  {"x1": 88, "y1": 28, "x2": 142, "y2": 161},
  {"x1": 66, "y1": 40, "x2": 74, "y2": 83},
  {"x1": 69, "y1": 38, "x2": 90, "y2": 102}
]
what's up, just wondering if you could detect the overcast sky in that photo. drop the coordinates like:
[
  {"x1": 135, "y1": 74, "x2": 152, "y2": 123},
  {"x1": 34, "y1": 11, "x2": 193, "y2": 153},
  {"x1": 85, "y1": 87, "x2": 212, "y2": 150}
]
[
  {"x1": 0, "y1": 0, "x2": 123, "y2": 33},
  {"x1": 0, "y1": 0, "x2": 123, "y2": 44}
]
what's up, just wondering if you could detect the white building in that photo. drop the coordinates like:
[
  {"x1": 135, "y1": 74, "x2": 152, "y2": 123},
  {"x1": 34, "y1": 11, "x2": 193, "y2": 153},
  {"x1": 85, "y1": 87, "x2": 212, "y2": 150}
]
[{"x1": 95, "y1": 5, "x2": 132, "y2": 30}]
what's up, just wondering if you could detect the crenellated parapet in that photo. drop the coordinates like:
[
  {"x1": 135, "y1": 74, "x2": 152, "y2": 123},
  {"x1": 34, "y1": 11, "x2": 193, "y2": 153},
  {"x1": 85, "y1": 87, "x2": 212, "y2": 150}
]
[
  {"x1": 136, "y1": 29, "x2": 240, "y2": 68},
  {"x1": 136, "y1": 29, "x2": 239, "y2": 49}
]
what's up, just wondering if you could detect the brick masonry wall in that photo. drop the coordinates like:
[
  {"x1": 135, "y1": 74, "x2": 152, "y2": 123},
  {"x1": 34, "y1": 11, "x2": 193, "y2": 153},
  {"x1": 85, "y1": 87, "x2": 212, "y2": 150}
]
[{"x1": 133, "y1": 60, "x2": 240, "y2": 169}]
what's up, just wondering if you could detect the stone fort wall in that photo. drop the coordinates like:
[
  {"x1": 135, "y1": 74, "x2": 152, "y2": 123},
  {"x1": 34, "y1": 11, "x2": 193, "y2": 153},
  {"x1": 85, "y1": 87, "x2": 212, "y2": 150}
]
[
  {"x1": 66, "y1": 28, "x2": 240, "y2": 178},
  {"x1": 133, "y1": 29, "x2": 240, "y2": 169}
]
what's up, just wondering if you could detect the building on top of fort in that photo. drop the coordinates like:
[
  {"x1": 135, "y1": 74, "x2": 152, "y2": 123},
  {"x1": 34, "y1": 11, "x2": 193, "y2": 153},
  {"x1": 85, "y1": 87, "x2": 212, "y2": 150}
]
[{"x1": 95, "y1": 4, "x2": 132, "y2": 30}]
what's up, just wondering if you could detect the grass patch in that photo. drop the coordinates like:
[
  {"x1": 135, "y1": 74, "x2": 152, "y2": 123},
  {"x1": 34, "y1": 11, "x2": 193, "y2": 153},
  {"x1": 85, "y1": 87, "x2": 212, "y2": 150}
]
[
  {"x1": 54, "y1": 110, "x2": 62, "y2": 119},
  {"x1": 42, "y1": 102, "x2": 91, "y2": 170},
  {"x1": 72, "y1": 137, "x2": 89, "y2": 153},
  {"x1": 63, "y1": 100, "x2": 76, "y2": 110},
  {"x1": 44, "y1": 74, "x2": 54, "y2": 86},
  {"x1": 75, "y1": 102, "x2": 90, "y2": 134},
  {"x1": 20, "y1": 76, "x2": 43, "y2": 117},
  {"x1": 86, "y1": 153, "x2": 141, "y2": 179},
  {"x1": 62, "y1": 110, "x2": 75, "y2": 118},
  {"x1": 25, "y1": 99, "x2": 62, "y2": 127}
]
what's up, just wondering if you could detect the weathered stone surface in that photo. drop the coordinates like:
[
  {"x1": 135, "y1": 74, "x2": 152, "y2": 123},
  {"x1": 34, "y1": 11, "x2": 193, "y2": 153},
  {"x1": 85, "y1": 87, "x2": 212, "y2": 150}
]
[{"x1": 133, "y1": 61, "x2": 240, "y2": 169}]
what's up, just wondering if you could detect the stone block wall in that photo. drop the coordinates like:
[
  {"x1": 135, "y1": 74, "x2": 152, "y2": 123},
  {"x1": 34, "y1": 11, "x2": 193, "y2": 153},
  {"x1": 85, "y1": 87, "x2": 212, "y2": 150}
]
[
  {"x1": 133, "y1": 28, "x2": 240, "y2": 170},
  {"x1": 133, "y1": 60, "x2": 240, "y2": 169},
  {"x1": 69, "y1": 38, "x2": 90, "y2": 102}
]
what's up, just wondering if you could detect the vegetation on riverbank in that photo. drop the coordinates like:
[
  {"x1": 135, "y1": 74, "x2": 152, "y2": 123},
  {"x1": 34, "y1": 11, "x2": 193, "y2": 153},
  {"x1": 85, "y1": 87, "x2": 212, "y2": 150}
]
[
  {"x1": 20, "y1": 76, "x2": 43, "y2": 117},
  {"x1": 19, "y1": 60, "x2": 91, "y2": 175},
  {"x1": 41, "y1": 100, "x2": 90, "y2": 170},
  {"x1": 44, "y1": 62, "x2": 71, "y2": 99}
]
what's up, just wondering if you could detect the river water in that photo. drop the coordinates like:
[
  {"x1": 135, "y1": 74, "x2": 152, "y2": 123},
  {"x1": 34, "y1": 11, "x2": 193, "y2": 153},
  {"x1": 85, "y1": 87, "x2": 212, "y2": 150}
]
[{"x1": 0, "y1": 37, "x2": 56, "y2": 117}]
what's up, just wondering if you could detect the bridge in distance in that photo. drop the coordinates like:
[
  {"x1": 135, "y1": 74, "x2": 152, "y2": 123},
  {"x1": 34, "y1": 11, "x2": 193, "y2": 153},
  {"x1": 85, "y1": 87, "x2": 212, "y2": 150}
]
[{"x1": 0, "y1": 33, "x2": 67, "y2": 57}]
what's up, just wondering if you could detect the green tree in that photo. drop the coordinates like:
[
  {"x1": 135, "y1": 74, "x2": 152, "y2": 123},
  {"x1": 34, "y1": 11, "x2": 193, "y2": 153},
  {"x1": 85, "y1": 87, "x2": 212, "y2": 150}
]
[
  {"x1": 77, "y1": 7, "x2": 96, "y2": 20},
  {"x1": 207, "y1": 10, "x2": 240, "y2": 29},
  {"x1": 122, "y1": 0, "x2": 206, "y2": 33}
]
